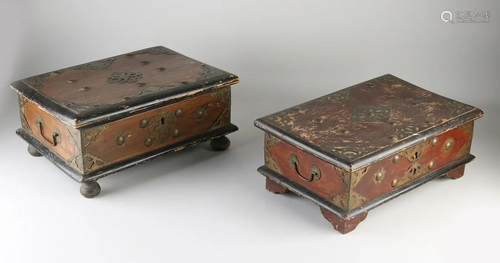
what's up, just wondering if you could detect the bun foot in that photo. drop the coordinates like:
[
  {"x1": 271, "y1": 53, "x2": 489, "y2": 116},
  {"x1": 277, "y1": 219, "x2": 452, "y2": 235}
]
[
  {"x1": 80, "y1": 181, "x2": 101, "y2": 198},
  {"x1": 210, "y1": 136, "x2": 230, "y2": 151},
  {"x1": 27, "y1": 145, "x2": 42, "y2": 157},
  {"x1": 320, "y1": 208, "x2": 368, "y2": 234},
  {"x1": 443, "y1": 165, "x2": 465, "y2": 180},
  {"x1": 265, "y1": 178, "x2": 289, "y2": 194}
]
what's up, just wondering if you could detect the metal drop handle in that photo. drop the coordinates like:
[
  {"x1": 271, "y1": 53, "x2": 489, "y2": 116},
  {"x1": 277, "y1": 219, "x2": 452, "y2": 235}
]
[
  {"x1": 36, "y1": 115, "x2": 60, "y2": 146},
  {"x1": 288, "y1": 154, "x2": 321, "y2": 182}
]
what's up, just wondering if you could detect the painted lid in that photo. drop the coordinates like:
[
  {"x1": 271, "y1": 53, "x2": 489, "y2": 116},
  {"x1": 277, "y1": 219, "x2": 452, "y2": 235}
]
[
  {"x1": 255, "y1": 74, "x2": 483, "y2": 170},
  {"x1": 11, "y1": 46, "x2": 238, "y2": 128}
]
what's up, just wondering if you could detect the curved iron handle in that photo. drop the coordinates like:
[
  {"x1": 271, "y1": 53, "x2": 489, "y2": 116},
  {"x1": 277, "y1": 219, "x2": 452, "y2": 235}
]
[
  {"x1": 36, "y1": 115, "x2": 60, "y2": 146},
  {"x1": 288, "y1": 154, "x2": 321, "y2": 182}
]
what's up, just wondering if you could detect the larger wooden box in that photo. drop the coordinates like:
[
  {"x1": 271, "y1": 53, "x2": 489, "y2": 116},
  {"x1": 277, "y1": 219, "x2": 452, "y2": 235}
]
[
  {"x1": 12, "y1": 46, "x2": 239, "y2": 198},
  {"x1": 255, "y1": 74, "x2": 483, "y2": 234}
]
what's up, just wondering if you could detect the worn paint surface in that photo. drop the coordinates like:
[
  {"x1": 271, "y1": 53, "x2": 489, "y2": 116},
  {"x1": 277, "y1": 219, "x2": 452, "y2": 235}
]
[
  {"x1": 259, "y1": 74, "x2": 482, "y2": 164},
  {"x1": 18, "y1": 46, "x2": 232, "y2": 114}
]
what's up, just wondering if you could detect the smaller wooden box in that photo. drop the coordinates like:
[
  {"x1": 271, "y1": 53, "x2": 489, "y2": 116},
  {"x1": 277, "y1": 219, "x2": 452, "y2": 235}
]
[
  {"x1": 255, "y1": 74, "x2": 483, "y2": 234},
  {"x1": 12, "y1": 46, "x2": 239, "y2": 198}
]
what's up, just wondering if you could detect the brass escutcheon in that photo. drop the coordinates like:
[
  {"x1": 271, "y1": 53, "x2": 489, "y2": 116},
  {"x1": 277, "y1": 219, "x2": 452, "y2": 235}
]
[{"x1": 148, "y1": 111, "x2": 175, "y2": 143}]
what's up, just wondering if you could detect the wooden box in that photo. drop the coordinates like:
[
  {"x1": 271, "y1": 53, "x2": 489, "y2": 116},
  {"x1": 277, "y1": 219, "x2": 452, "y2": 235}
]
[
  {"x1": 255, "y1": 74, "x2": 483, "y2": 234},
  {"x1": 12, "y1": 46, "x2": 239, "y2": 198}
]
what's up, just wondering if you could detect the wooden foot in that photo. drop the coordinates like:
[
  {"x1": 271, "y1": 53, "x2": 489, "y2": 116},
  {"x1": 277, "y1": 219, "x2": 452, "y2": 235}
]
[
  {"x1": 27, "y1": 145, "x2": 42, "y2": 157},
  {"x1": 265, "y1": 178, "x2": 288, "y2": 194},
  {"x1": 210, "y1": 136, "x2": 230, "y2": 151},
  {"x1": 320, "y1": 207, "x2": 368, "y2": 234},
  {"x1": 80, "y1": 181, "x2": 101, "y2": 198},
  {"x1": 443, "y1": 165, "x2": 465, "y2": 180}
]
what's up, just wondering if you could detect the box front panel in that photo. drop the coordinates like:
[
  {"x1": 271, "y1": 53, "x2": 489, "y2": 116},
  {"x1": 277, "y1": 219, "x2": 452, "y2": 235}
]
[
  {"x1": 350, "y1": 121, "x2": 474, "y2": 210},
  {"x1": 19, "y1": 95, "x2": 83, "y2": 173},
  {"x1": 265, "y1": 133, "x2": 349, "y2": 209},
  {"x1": 264, "y1": 121, "x2": 474, "y2": 212},
  {"x1": 81, "y1": 87, "x2": 231, "y2": 174}
]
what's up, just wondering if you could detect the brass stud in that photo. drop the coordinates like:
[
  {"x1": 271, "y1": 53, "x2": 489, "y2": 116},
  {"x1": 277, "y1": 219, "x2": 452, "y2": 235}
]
[
  {"x1": 393, "y1": 155, "x2": 400, "y2": 164},
  {"x1": 391, "y1": 179, "x2": 398, "y2": 187},
  {"x1": 180, "y1": 81, "x2": 189, "y2": 85},
  {"x1": 144, "y1": 137, "x2": 153, "y2": 147},
  {"x1": 125, "y1": 53, "x2": 135, "y2": 58},
  {"x1": 375, "y1": 172, "x2": 383, "y2": 181},
  {"x1": 139, "y1": 119, "x2": 149, "y2": 128},
  {"x1": 445, "y1": 141, "x2": 453, "y2": 150},
  {"x1": 137, "y1": 82, "x2": 146, "y2": 87},
  {"x1": 157, "y1": 67, "x2": 166, "y2": 72},
  {"x1": 431, "y1": 138, "x2": 438, "y2": 146},
  {"x1": 172, "y1": 129, "x2": 179, "y2": 137},
  {"x1": 292, "y1": 107, "x2": 300, "y2": 111},
  {"x1": 115, "y1": 135, "x2": 125, "y2": 146},
  {"x1": 51, "y1": 71, "x2": 62, "y2": 75},
  {"x1": 175, "y1": 109, "x2": 183, "y2": 117},
  {"x1": 123, "y1": 96, "x2": 131, "y2": 101},
  {"x1": 428, "y1": 161, "x2": 435, "y2": 169},
  {"x1": 141, "y1": 61, "x2": 149, "y2": 65},
  {"x1": 79, "y1": 86, "x2": 90, "y2": 91},
  {"x1": 196, "y1": 109, "x2": 206, "y2": 119},
  {"x1": 67, "y1": 79, "x2": 77, "y2": 84}
]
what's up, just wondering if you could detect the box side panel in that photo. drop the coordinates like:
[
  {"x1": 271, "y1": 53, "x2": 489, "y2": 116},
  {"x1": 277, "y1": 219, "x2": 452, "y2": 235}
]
[
  {"x1": 81, "y1": 87, "x2": 231, "y2": 175},
  {"x1": 350, "y1": 121, "x2": 474, "y2": 210},
  {"x1": 20, "y1": 94, "x2": 83, "y2": 173},
  {"x1": 265, "y1": 133, "x2": 350, "y2": 211}
]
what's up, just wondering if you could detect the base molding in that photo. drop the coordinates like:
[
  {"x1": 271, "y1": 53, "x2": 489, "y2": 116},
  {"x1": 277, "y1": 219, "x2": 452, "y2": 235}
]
[
  {"x1": 17, "y1": 123, "x2": 238, "y2": 183},
  {"x1": 258, "y1": 154, "x2": 474, "y2": 233}
]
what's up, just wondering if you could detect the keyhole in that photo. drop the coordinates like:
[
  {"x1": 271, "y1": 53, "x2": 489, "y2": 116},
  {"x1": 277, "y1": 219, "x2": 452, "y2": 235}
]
[{"x1": 161, "y1": 117, "x2": 165, "y2": 125}]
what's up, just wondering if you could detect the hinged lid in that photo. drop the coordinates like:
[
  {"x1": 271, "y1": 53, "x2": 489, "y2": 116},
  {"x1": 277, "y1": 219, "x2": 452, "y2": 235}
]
[
  {"x1": 255, "y1": 74, "x2": 483, "y2": 170},
  {"x1": 11, "y1": 46, "x2": 239, "y2": 128}
]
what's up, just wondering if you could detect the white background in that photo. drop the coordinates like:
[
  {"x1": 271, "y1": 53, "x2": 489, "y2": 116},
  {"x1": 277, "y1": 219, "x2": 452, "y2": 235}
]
[{"x1": 1, "y1": 1, "x2": 499, "y2": 262}]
